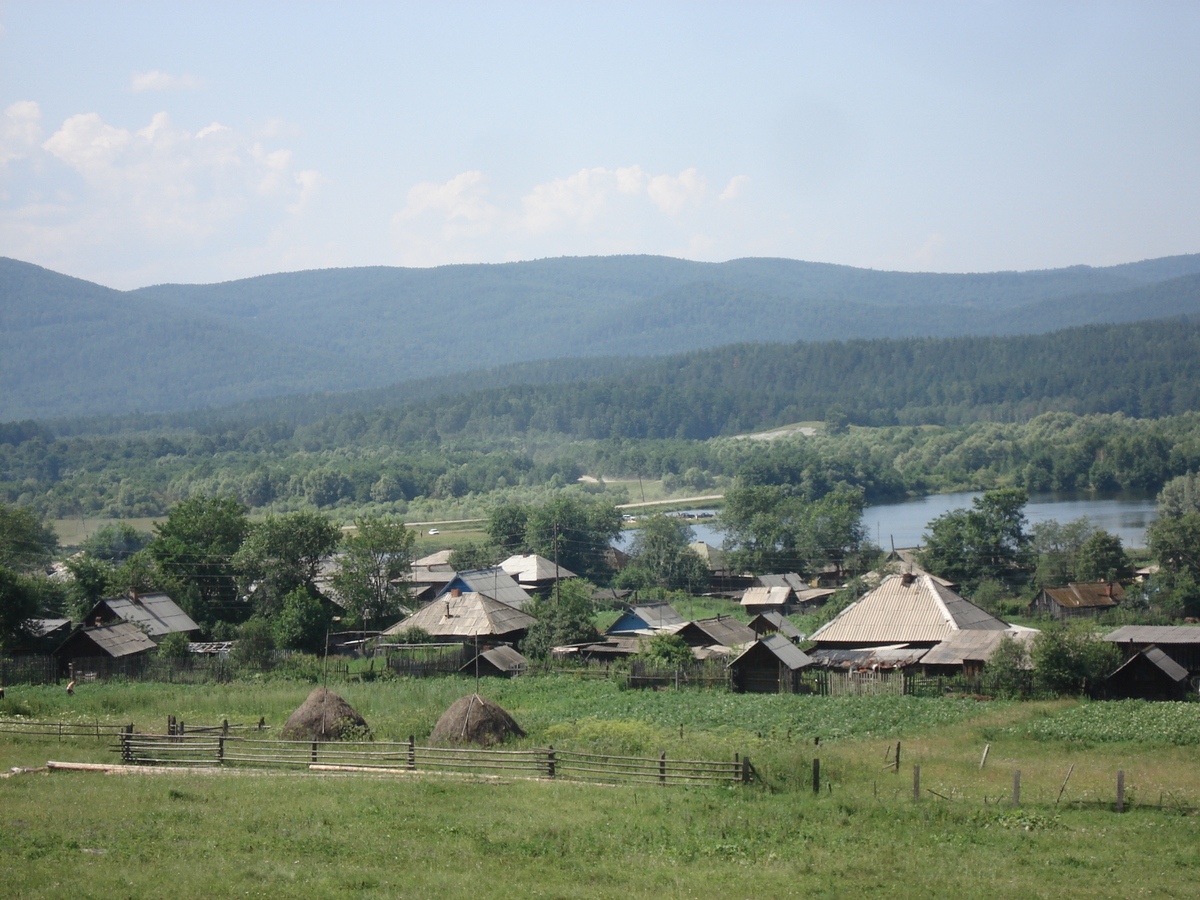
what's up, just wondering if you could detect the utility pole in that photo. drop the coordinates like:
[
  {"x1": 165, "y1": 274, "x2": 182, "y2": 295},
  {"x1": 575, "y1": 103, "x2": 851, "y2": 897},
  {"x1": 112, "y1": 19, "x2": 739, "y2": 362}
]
[{"x1": 554, "y1": 520, "x2": 561, "y2": 605}]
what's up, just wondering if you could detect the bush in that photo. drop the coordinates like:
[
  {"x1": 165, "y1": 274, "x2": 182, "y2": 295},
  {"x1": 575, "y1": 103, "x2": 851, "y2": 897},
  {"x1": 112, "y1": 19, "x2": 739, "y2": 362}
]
[
  {"x1": 1031, "y1": 625, "x2": 1120, "y2": 696},
  {"x1": 156, "y1": 631, "x2": 191, "y2": 659}
]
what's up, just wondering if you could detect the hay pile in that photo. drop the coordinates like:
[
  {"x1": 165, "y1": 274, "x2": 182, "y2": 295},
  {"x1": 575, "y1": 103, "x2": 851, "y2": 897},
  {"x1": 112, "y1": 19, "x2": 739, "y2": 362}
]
[
  {"x1": 429, "y1": 694, "x2": 525, "y2": 746},
  {"x1": 280, "y1": 687, "x2": 370, "y2": 741}
]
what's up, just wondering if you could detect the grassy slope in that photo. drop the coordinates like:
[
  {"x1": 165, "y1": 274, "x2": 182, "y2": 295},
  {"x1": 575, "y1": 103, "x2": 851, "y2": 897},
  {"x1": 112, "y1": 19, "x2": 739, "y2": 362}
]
[{"x1": 3, "y1": 680, "x2": 1200, "y2": 898}]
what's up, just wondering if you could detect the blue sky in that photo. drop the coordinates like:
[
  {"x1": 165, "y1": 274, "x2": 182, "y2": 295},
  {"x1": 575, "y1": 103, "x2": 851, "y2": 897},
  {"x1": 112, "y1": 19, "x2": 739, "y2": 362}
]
[{"x1": 1, "y1": 1, "x2": 1197, "y2": 289}]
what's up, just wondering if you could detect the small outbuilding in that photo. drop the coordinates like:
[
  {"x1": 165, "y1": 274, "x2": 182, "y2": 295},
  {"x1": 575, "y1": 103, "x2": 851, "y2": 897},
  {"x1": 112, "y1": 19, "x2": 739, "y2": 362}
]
[
  {"x1": 728, "y1": 634, "x2": 813, "y2": 694},
  {"x1": 459, "y1": 645, "x2": 529, "y2": 678},
  {"x1": 85, "y1": 591, "x2": 200, "y2": 638},
  {"x1": 740, "y1": 585, "x2": 795, "y2": 615},
  {"x1": 606, "y1": 602, "x2": 686, "y2": 636},
  {"x1": 1100, "y1": 648, "x2": 1191, "y2": 701},
  {"x1": 749, "y1": 611, "x2": 804, "y2": 641},
  {"x1": 1029, "y1": 582, "x2": 1124, "y2": 621},
  {"x1": 54, "y1": 622, "x2": 157, "y2": 668}
]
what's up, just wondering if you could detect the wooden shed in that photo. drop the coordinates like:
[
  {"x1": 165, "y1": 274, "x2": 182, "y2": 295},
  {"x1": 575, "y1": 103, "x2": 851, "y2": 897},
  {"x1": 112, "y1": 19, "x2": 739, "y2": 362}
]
[
  {"x1": 1104, "y1": 625, "x2": 1200, "y2": 677},
  {"x1": 728, "y1": 634, "x2": 813, "y2": 694},
  {"x1": 459, "y1": 644, "x2": 529, "y2": 678},
  {"x1": 55, "y1": 621, "x2": 157, "y2": 667},
  {"x1": 1100, "y1": 648, "x2": 1191, "y2": 701},
  {"x1": 1029, "y1": 582, "x2": 1123, "y2": 621}
]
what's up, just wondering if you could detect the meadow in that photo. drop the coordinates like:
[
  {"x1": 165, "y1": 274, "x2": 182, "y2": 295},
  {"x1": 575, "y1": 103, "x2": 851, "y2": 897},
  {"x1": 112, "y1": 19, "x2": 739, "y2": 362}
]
[{"x1": 3, "y1": 677, "x2": 1200, "y2": 899}]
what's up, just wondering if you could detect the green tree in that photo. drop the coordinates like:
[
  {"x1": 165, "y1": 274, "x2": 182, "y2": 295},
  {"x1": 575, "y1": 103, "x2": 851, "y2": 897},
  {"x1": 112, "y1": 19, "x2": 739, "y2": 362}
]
[
  {"x1": 1147, "y1": 512, "x2": 1200, "y2": 617},
  {"x1": 150, "y1": 496, "x2": 251, "y2": 626},
  {"x1": 0, "y1": 566, "x2": 39, "y2": 653},
  {"x1": 331, "y1": 517, "x2": 416, "y2": 629},
  {"x1": 272, "y1": 586, "x2": 334, "y2": 654},
  {"x1": 487, "y1": 504, "x2": 530, "y2": 555},
  {"x1": 0, "y1": 503, "x2": 57, "y2": 573},
  {"x1": 636, "y1": 632, "x2": 694, "y2": 669},
  {"x1": 156, "y1": 631, "x2": 191, "y2": 658},
  {"x1": 63, "y1": 554, "x2": 117, "y2": 620},
  {"x1": 615, "y1": 514, "x2": 709, "y2": 594},
  {"x1": 1074, "y1": 530, "x2": 1132, "y2": 583},
  {"x1": 80, "y1": 523, "x2": 152, "y2": 562},
  {"x1": 524, "y1": 495, "x2": 622, "y2": 582},
  {"x1": 1030, "y1": 624, "x2": 1119, "y2": 696},
  {"x1": 1030, "y1": 517, "x2": 1095, "y2": 586},
  {"x1": 1157, "y1": 471, "x2": 1200, "y2": 518},
  {"x1": 233, "y1": 511, "x2": 341, "y2": 616},
  {"x1": 231, "y1": 616, "x2": 275, "y2": 668},
  {"x1": 447, "y1": 541, "x2": 499, "y2": 572},
  {"x1": 980, "y1": 634, "x2": 1029, "y2": 699},
  {"x1": 520, "y1": 579, "x2": 600, "y2": 659},
  {"x1": 920, "y1": 488, "x2": 1031, "y2": 592}
]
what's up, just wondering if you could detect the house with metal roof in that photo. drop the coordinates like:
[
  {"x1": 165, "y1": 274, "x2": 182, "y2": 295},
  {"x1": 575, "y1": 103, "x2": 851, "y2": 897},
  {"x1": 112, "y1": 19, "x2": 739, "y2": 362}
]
[
  {"x1": 1030, "y1": 582, "x2": 1123, "y2": 621},
  {"x1": 606, "y1": 602, "x2": 686, "y2": 636},
  {"x1": 384, "y1": 590, "x2": 536, "y2": 642},
  {"x1": 435, "y1": 568, "x2": 532, "y2": 610},
  {"x1": 728, "y1": 634, "x2": 813, "y2": 693},
  {"x1": 55, "y1": 621, "x2": 157, "y2": 665},
  {"x1": 1104, "y1": 625, "x2": 1200, "y2": 676},
  {"x1": 86, "y1": 592, "x2": 199, "y2": 638},
  {"x1": 499, "y1": 553, "x2": 576, "y2": 591},
  {"x1": 669, "y1": 615, "x2": 757, "y2": 654},
  {"x1": 740, "y1": 585, "x2": 795, "y2": 615},
  {"x1": 810, "y1": 573, "x2": 1008, "y2": 649}
]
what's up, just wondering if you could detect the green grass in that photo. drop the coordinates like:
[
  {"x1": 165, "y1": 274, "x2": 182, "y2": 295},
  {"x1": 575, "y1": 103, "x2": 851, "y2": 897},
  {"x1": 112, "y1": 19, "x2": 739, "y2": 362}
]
[{"x1": 5, "y1": 682, "x2": 1200, "y2": 898}]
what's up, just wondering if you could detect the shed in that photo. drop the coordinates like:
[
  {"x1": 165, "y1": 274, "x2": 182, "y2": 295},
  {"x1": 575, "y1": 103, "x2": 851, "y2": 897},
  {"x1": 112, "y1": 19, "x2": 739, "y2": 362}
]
[
  {"x1": 55, "y1": 622, "x2": 157, "y2": 663},
  {"x1": 459, "y1": 645, "x2": 529, "y2": 678},
  {"x1": 1100, "y1": 647, "x2": 1191, "y2": 701},
  {"x1": 1030, "y1": 582, "x2": 1123, "y2": 621},
  {"x1": 670, "y1": 615, "x2": 757, "y2": 651},
  {"x1": 85, "y1": 592, "x2": 199, "y2": 638},
  {"x1": 811, "y1": 573, "x2": 1007, "y2": 649},
  {"x1": 1104, "y1": 625, "x2": 1200, "y2": 676},
  {"x1": 740, "y1": 585, "x2": 795, "y2": 614},
  {"x1": 728, "y1": 634, "x2": 813, "y2": 694}
]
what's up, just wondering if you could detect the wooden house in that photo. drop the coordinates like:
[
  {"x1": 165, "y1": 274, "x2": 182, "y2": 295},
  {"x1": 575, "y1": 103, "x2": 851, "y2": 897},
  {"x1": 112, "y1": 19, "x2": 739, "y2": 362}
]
[
  {"x1": 606, "y1": 602, "x2": 686, "y2": 636},
  {"x1": 55, "y1": 622, "x2": 157, "y2": 668},
  {"x1": 383, "y1": 590, "x2": 536, "y2": 644},
  {"x1": 1104, "y1": 625, "x2": 1200, "y2": 677},
  {"x1": 810, "y1": 573, "x2": 1008, "y2": 650},
  {"x1": 920, "y1": 627, "x2": 1038, "y2": 678},
  {"x1": 728, "y1": 634, "x2": 813, "y2": 694},
  {"x1": 1030, "y1": 582, "x2": 1123, "y2": 621},
  {"x1": 670, "y1": 615, "x2": 757, "y2": 656},
  {"x1": 740, "y1": 585, "x2": 795, "y2": 615},
  {"x1": 1099, "y1": 648, "x2": 1191, "y2": 701},
  {"x1": 499, "y1": 553, "x2": 576, "y2": 592},
  {"x1": 436, "y1": 568, "x2": 532, "y2": 610},
  {"x1": 85, "y1": 591, "x2": 199, "y2": 639}
]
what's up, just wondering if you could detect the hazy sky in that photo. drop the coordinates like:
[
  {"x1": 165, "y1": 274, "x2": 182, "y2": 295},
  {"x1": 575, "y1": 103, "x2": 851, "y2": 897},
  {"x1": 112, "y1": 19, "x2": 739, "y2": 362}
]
[{"x1": 1, "y1": 1, "x2": 1198, "y2": 289}]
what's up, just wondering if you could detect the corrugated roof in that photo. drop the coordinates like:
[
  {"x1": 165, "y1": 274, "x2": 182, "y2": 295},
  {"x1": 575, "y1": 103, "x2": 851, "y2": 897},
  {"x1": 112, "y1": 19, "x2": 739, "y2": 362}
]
[
  {"x1": 1109, "y1": 647, "x2": 1189, "y2": 684},
  {"x1": 749, "y1": 611, "x2": 804, "y2": 640},
  {"x1": 810, "y1": 574, "x2": 1008, "y2": 646},
  {"x1": 1041, "y1": 583, "x2": 1123, "y2": 610},
  {"x1": 413, "y1": 550, "x2": 454, "y2": 567},
  {"x1": 93, "y1": 593, "x2": 199, "y2": 636},
  {"x1": 741, "y1": 586, "x2": 793, "y2": 608},
  {"x1": 499, "y1": 554, "x2": 577, "y2": 583},
  {"x1": 808, "y1": 644, "x2": 928, "y2": 670},
  {"x1": 437, "y1": 568, "x2": 532, "y2": 610},
  {"x1": 385, "y1": 592, "x2": 536, "y2": 638},
  {"x1": 672, "y1": 615, "x2": 757, "y2": 648},
  {"x1": 606, "y1": 603, "x2": 686, "y2": 635},
  {"x1": 461, "y1": 645, "x2": 529, "y2": 674},
  {"x1": 689, "y1": 542, "x2": 728, "y2": 571},
  {"x1": 76, "y1": 622, "x2": 158, "y2": 657},
  {"x1": 729, "y1": 633, "x2": 813, "y2": 670},
  {"x1": 921, "y1": 628, "x2": 1038, "y2": 666},
  {"x1": 757, "y1": 573, "x2": 808, "y2": 592},
  {"x1": 1105, "y1": 625, "x2": 1200, "y2": 645}
]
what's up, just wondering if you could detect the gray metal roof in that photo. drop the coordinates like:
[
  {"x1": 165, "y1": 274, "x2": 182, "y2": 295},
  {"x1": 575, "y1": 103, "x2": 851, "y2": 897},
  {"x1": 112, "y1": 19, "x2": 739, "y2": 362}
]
[
  {"x1": 741, "y1": 586, "x2": 793, "y2": 608},
  {"x1": 499, "y1": 554, "x2": 577, "y2": 583},
  {"x1": 605, "y1": 603, "x2": 686, "y2": 635},
  {"x1": 413, "y1": 549, "x2": 454, "y2": 567},
  {"x1": 72, "y1": 622, "x2": 158, "y2": 658},
  {"x1": 671, "y1": 615, "x2": 757, "y2": 648},
  {"x1": 385, "y1": 592, "x2": 536, "y2": 638},
  {"x1": 810, "y1": 574, "x2": 1007, "y2": 646},
  {"x1": 93, "y1": 593, "x2": 199, "y2": 636},
  {"x1": 1110, "y1": 647, "x2": 1189, "y2": 684},
  {"x1": 920, "y1": 628, "x2": 1038, "y2": 666},
  {"x1": 756, "y1": 573, "x2": 808, "y2": 591},
  {"x1": 438, "y1": 568, "x2": 533, "y2": 610},
  {"x1": 729, "y1": 633, "x2": 813, "y2": 670},
  {"x1": 749, "y1": 611, "x2": 804, "y2": 640},
  {"x1": 461, "y1": 645, "x2": 529, "y2": 674},
  {"x1": 1104, "y1": 625, "x2": 1200, "y2": 645},
  {"x1": 807, "y1": 644, "x2": 929, "y2": 670}
]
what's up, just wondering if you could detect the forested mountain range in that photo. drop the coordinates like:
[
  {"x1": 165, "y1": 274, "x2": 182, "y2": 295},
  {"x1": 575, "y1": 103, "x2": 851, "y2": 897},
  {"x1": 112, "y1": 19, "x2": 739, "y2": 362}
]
[{"x1": 4, "y1": 252, "x2": 1200, "y2": 421}]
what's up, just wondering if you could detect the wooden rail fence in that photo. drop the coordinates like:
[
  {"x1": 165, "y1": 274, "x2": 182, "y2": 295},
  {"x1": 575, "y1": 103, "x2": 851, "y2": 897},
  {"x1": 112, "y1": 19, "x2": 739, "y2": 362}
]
[
  {"x1": 114, "y1": 732, "x2": 753, "y2": 785},
  {"x1": 0, "y1": 720, "x2": 133, "y2": 740}
]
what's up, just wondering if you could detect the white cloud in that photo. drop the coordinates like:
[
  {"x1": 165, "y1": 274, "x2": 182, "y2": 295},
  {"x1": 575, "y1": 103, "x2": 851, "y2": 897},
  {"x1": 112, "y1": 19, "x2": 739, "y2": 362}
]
[
  {"x1": 720, "y1": 174, "x2": 750, "y2": 201},
  {"x1": 913, "y1": 232, "x2": 947, "y2": 267},
  {"x1": 1, "y1": 107, "x2": 322, "y2": 286},
  {"x1": 0, "y1": 101, "x2": 44, "y2": 166},
  {"x1": 647, "y1": 168, "x2": 706, "y2": 215},
  {"x1": 130, "y1": 70, "x2": 205, "y2": 92}
]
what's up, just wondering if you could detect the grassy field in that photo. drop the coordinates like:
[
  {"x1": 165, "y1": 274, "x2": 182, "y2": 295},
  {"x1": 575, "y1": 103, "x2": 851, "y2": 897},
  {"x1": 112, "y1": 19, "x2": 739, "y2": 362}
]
[{"x1": 3, "y1": 679, "x2": 1200, "y2": 898}]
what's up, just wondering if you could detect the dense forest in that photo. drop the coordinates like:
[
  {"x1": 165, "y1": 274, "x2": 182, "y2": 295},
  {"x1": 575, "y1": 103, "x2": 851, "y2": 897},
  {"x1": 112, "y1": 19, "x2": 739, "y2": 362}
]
[{"x1": 4, "y1": 252, "x2": 1200, "y2": 420}]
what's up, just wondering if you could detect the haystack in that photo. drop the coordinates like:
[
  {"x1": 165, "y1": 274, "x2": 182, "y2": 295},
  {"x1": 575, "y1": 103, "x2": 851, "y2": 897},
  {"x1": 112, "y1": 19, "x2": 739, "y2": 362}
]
[
  {"x1": 280, "y1": 687, "x2": 370, "y2": 741},
  {"x1": 429, "y1": 694, "x2": 525, "y2": 746}
]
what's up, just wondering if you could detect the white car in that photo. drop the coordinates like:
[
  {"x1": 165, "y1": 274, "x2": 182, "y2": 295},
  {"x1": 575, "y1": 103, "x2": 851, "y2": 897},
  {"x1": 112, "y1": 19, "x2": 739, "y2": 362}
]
[{"x1": 428, "y1": 528, "x2": 439, "y2": 535}]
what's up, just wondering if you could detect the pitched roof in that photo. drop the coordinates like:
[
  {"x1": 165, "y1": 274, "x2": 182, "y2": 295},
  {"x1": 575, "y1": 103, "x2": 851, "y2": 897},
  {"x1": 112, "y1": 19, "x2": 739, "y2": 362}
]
[
  {"x1": 920, "y1": 627, "x2": 1038, "y2": 667},
  {"x1": 385, "y1": 592, "x2": 536, "y2": 639},
  {"x1": 810, "y1": 574, "x2": 1008, "y2": 646},
  {"x1": 460, "y1": 645, "x2": 529, "y2": 675},
  {"x1": 413, "y1": 549, "x2": 454, "y2": 568},
  {"x1": 1109, "y1": 647, "x2": 1189, "y2": 684},
  {"x1": 671, "y1": 615, "x2": 757, "y2": 648},
  {"x1": 756, "y1": 573, "x2": 808, "y2": 591},
  {"x1": 499, "y1": 553, "x2": 577, "y2": 583},
  {"x1": 807, "y1": 644, "x2": 929, "y2": 670},
  {"x1": 63, "y1": 622, "x2": 158, "y2": 658},
  {"x1": 689, "y1": 542, "x2": 728, "y2": 571},
  {"x1": 1105, "y1": 625, "x2": 1200, "y2": 645},
  {"x1": 606, "y1": 603, "x2": 686, "y2": 635},
  {"x1": 741, "y1": 586, "x2": 793, "y2": 608},
  {"x1": 1040, "y1": 582, "x2": 1123, "y2": 610},
  {"x1": 749, "y1": 611, "x2": 804, "y2": 640},
  {"x1": 728, "y1": 633, "x2": 813, "y2": 671},
  {"x1": 91, "y1": 593, "x2": 199, "y2": 636},
  {"x1": 437, "y1": 568, "x2": 532, "y2": 610}
]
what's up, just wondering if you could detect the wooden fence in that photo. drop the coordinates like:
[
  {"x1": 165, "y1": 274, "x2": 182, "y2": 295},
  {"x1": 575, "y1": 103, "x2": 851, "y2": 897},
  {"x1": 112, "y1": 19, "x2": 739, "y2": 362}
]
[
  {"x1": 1, "y1": 655, "x2": 59, "y2": 686},
  {"x1": 114, "y1": 732, "x2": 753, "y2": 785},
  {"x1": 0, "y1": 719, "x2": 133, "y2": 740}
]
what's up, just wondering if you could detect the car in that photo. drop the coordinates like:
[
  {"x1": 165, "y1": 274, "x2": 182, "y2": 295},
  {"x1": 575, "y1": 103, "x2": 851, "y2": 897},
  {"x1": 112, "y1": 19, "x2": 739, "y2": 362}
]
[{"x1": 428, "y1": 528, "x2": 439, "y2": 535}]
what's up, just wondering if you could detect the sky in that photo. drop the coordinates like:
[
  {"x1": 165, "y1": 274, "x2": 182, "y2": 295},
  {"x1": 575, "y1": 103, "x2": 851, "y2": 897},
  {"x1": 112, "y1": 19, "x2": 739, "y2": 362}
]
[{"x1": 1, "y1": 1, "x2": 1198, "y2": 290}]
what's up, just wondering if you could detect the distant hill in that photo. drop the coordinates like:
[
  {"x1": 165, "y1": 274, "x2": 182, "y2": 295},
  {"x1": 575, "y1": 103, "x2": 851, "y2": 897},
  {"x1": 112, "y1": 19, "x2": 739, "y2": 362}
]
[{"x1": 4, "y1": 252, "x2": 1200, "y2": 420}]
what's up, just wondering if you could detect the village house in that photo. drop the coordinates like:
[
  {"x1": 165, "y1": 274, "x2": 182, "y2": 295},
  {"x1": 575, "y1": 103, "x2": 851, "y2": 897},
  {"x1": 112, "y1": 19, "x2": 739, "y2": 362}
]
[
  {"x1": 384, "y1": 589, "x2": 536, "y2": 644},
  {"x1": 435, "y1": 567, "x2": 532, "y2": 610},
  {"x1": 84, "y1": 591, "x2": 199, "y2": 640},
  {"x1": 1029, "y1": 582, "x2": 1124, "y2": 620},
  {"x1": 727, "y1": 634, "x2": 813, "y2": 694},
  {"x1": 498, "y1": 553, "x2": 576, "y2": 592}
]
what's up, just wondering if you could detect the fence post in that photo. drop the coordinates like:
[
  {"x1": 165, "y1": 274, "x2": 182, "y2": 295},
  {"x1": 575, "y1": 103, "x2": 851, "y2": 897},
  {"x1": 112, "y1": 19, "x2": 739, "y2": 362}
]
[
  {"x1": 222, "y1": 719, "x2": 229, "y2": 736},
  {"x1": 121, "y1": 725, "x2": 132, "y2": 763},
  {"x1": 1013, "y1": 770, "x2": 1021, "y2": 807},
  {"x1": 813, "y1": 758, "x2": 820, "y2": 794},
  {"x1": 218, "y1": 735, "x2": 225, "y2": 765},
  {"x1": 913, "y1": 765, "x2": 921, "y2": 801},
  {"x1": 311, "y1": 741, "x2": 318, "y2": 764},
  {"x1": 547, "y1": 745, "x2": 556, "y2": 779},
  {"x1": 408, "y1": 735, "x2": 415, "y2": 770},
  {"x1": 741, "y1": 756, "x2": 751, "y2": 784},
  {"x1": 895, "y1": 741, "x2": 901, "y2": 772},
  {"x1": 1117, "y1": 771, "x2": 1125, "y2": 813},
  {"x1": 659, "y1": 751, "x2": 666, "y2": 784}
]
